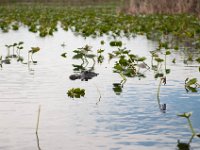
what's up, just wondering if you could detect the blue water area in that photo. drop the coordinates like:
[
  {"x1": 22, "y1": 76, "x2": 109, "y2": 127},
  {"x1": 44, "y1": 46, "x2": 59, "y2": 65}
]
[{"x1": 0, "y1": 28, "x2": 199, "y2": 150}]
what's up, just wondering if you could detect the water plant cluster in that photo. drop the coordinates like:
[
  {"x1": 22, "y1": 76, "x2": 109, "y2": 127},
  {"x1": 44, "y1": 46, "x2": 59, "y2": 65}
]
[
  {"x1": 0, "y1": 41, "x2": 40, "y2": 71},
  {"x1": 0, "y1": 4, "x2": 200, "y2": 50},
  {"x1": 67, "y1": 88, "x2": 85, "y2": 98},
  {"x1": 65, "y1": 44, "x2": 200, "y2": 149}
]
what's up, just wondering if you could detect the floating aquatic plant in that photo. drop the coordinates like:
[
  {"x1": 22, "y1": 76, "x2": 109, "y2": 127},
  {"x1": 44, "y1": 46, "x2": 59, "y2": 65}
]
[
  {"x1": 100, "y1": 40, "x2": 105, "y2": 45},
  {"x1": 73, "y1": 45, "x2": 96, "y2": 68},
  {"x1": 172, "y1": 58, "x2": 176, "y2": 63},
  {"x1": 187, "y1": 54, "x2": 193, "y2": 62},
  {"x1": 110, "y1": 41, "x2": 122, "y2": 47},
  {"x1": 174, "y1": 45, "x2": 179, "y2": 51},
  {"x1": 67, "y1": 88, "x2": 85, "y2": 98},
  {"x1": 185, "y1": 78, "x2": 200, "y2": 92},
  {"x1": 113, "y1": 83, "x2": 123, "y2": 95},
  {"x1": 61, "y1": 52, "x2": 67, "y2": 58},
  {"x1": 97, "y1": 49, "x2": 104, "y2": 64}
]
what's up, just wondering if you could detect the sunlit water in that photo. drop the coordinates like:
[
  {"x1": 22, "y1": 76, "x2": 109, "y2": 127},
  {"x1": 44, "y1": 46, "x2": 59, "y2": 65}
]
[{"x1": 0, "y1": 27, "x2": 199, "y2": 150}]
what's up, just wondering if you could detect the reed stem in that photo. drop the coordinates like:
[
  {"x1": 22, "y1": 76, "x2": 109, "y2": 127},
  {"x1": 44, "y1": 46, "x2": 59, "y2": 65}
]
[
  {"x1": 36, "y1": 105, "x2": 41, "y2": 134},
  {"x1": 187, "y1": 118, "x2": 196, "y2": 135}
]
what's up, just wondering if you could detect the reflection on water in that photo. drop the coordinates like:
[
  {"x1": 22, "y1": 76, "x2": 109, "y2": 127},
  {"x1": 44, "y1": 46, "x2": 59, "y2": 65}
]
[
  {"x1": 0, "y1": 27, "x2": 199, "y2": 150},
  {"x1": 36, "y1": 133, "x2": 42, "y2": 150}
]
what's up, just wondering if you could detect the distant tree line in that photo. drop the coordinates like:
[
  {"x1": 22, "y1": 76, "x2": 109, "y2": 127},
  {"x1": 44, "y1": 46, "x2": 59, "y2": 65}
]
[{"x1": 124, "y1": 0, "x2": 200, "y2": 16}]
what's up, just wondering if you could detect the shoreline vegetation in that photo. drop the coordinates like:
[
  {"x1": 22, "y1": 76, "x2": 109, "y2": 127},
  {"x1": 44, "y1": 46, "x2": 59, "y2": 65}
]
[{"x1": 0, "y1": 1, "x2": 199, "y2": 50}]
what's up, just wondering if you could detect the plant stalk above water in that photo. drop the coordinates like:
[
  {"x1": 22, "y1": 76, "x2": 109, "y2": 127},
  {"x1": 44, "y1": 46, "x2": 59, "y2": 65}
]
[
  {"x1": 187, "y1": 117, "x2": 196, "y2": 135},
  {"x1": 36, "y1": 105, "x2": 41, "y2": 134}
]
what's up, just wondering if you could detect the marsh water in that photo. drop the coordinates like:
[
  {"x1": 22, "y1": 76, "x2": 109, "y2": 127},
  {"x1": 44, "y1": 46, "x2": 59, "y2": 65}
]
[{"x1": 0, "y1": 27, "x2": 200, "y2": 150}]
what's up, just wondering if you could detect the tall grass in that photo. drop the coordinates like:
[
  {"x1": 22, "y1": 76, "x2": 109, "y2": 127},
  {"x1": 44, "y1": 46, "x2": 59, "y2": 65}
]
[{"x1": 125, "y1": 0, "x2": 200, "y2": 17}]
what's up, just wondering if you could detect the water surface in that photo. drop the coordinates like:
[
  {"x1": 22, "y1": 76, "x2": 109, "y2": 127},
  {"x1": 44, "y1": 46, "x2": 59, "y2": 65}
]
[{"x1": 0, "y1": 27, "x2": 199, "y2": 150}]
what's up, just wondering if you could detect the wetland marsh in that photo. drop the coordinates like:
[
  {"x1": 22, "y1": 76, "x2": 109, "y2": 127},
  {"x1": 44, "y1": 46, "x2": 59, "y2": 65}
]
[{"x1": 0, "y1": 3, "x2": 200, "y2": 150}]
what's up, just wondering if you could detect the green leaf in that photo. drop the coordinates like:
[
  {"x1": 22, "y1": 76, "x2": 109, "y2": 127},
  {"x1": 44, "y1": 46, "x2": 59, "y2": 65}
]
[
  {"x1": 13, "y1": 43, "x2": 17, "y2": 46},
  {"x1": 123, "y1": 68, "x2": 136, "y2": 77},
  {"x1": 174, "y1": 45, "x2": 179, "y2": 50},
  {"x1": 108, "y1": 53, "x2": 115, "y2": 60},
  {"x1": 165, "y1": 50, "x2": 171, "y2": 55},
  {"x1": 97, "y1": 55, "x2": 104, "y2": 64},
  {"x1": 172, "y1": 58, "x2": 176, "y2": 63},
  {"x1": 73, "y1": 54, "x2": 83, "y2": 59},
  {"x1": 185, "y1": 78, "x2": 197, "y2": 87},
  {"x1": 114, "y1": 63, "x2": 123, "y2": 72},
  {"x1": 137, "y1": 56, "x2": 146, "y2": 62},
  {"x1": 73, "y1": 50, "x2": 81, "y2": 54},
  {"x1": 61, "y1": 52, "x2": 67, "y2": 58},
  {"x1": 186, "y1": 86, "x2": 198, "y2": 93},
  {"x1": 97, "y1": 49, "x2": 104, "y2": 53},
  {"x1": 113, "y1": 83, "x2": 122, "y2": 95},
  {"x1": 155, "y1": 57, "x2": 164, "y2": 63},
  {"x1": 110, "y1": 41, "x2": 122, "y2": 47},
  {"x1": 100, "y1": 40, "x2": 105, "y2": 45},
  {"x1": 18, "y1": 41, "x2": 24, "y2": 45},
  {"x1": 165, "y1": 69, "x2": 171, "y2": 74},
  {"x1": 30, "y1": 47, "x2": 40, "y2": 53},
  {"x1": 154, "y1": 73, "x2": 164, "y2": 78},
  {"x1": 177, "y1": 112, "x2": 192, "y2": 119},
  {"x1": 119, "y1": 57, "x2": 128, "y2": 66}
]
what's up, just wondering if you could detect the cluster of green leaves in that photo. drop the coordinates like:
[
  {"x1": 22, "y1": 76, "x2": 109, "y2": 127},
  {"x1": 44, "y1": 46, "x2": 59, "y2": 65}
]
[
  {"x1": 97, "y1": 49, "x2": 104, "y2": 64},
  {"x1": 1, "y1": 41, "x2": 40, "y2": 72},
  {"x1": 67, "y1": 88, "x2": 85, "y2": 98},
  {"x1": 72, "y1": 45, "x2": 96, "y2": 70},
  {"x1": 1, "y1": 41, "x2": 24, "y2": 65},
  {"x1": 111, "y1": 48, "x2": 136, "y2": 78},
  {"x1": 185, "y1": 78, "x2": 200, "y2": 93},
  {"x1": 110, "y1": 48, "x2": 148, "y2": 80}
]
